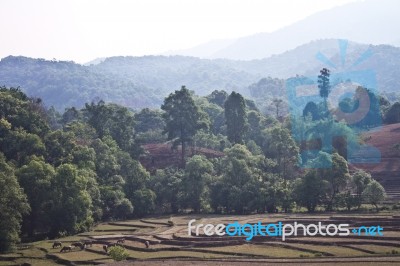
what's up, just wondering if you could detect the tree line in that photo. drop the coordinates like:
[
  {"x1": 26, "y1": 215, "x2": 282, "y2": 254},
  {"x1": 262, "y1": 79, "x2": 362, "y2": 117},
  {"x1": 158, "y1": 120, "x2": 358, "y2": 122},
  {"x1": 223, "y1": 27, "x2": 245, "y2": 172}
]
[{"x1": 0, "y1": 70, "x2": 388, "y2": 252}]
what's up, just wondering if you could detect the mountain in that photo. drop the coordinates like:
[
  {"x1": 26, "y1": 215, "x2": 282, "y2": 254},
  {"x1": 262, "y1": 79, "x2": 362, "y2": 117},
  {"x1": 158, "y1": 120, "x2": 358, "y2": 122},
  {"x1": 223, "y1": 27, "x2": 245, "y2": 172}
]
[
  {"x1": 0, "y1": 40, "x2": 399, "y2": 111},
  {"x1": 91, "y1": 55, "x2": 260, "y2": 97},
  {"x1": 162, "y1": 38, "x2": 237, "y2": 58},
  {"x1": 169, "y1": 0, "x2": 400, "y2": 60},
  {"x1": 0, "y1": 56, "x2": 162, "y2": 110}
]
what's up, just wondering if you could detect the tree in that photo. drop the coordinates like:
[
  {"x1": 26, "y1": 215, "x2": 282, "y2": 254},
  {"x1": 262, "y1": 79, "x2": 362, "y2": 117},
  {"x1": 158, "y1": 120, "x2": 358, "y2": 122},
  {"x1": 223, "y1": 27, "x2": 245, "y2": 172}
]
[
  {"x1": 318, "y1": 68, "x2": 331, "y2": 110},
  {"x1": 363, "y1": 180, "x2": 386, "y2": 212},
  {"x1": 351, "y1": 169, "x2": 372, "y2": 209},
  {"x1": 218, "y1": 145, "x2": 263, "y2": 214},
  {"x1": 308, "y1": 152, "x2": 350, "y2": 211},
  {"x1": 261, "y1": 126, "x2": 299, "y2": 180},
  {"x1": 150, "y1": 168, "x2": 183, "y2": 213},
  {"x1": 84, "y1": 101, "x2": 140, "y2": 158},
  {"x1": 17, "y1": 158, "x2": 55, "y2": 237},
  {"x1": 134, "y1": 108, "x2": 165, "y2": 133},
  {"x1": 48, "y1": 164, "x2": 94, "y2": 236},
  {"x1": 206, "y1": 90, "x2": 228, "y2": 107},
  {"x1": 384, "y1": 102, "x2": 400, "y2": 124},
  {"x1": 224, "y1": 92, "x2": 247, "y2": 144},
  {"x1": 131, "y1": 189, "x2": 156, "y2": 217},
  {"x1": 303, "y1": 101, "x2": 319, "y2": 121},
  {"x1": 161, "y1": 86, "x2": 208, "y2": 165},
  {"x1": 293, "y1": 171, "x2": 328, "y2": 212},
  {"x1": 272, "y1": 98, "x2": 284, "y2": 119},
  {"x1": 0, "y1": 154, "x2": 30, "y2": 252},
  {"x1": 182, "y1": 155, "x2": 213, "y2": 213}
]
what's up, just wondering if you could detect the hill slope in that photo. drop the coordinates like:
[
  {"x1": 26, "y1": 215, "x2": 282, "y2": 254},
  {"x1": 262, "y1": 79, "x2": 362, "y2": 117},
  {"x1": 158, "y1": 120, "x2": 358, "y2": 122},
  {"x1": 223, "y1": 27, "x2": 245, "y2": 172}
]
[
  {"x1": 1, "y1": 40, "x2": 400, "y2": 111},
  {"x1": 351, "y1": 123, "x2": 400, "y2": 200},
  {"x1": 208, "y1": 0, "x2": 400, "y2": 60}
]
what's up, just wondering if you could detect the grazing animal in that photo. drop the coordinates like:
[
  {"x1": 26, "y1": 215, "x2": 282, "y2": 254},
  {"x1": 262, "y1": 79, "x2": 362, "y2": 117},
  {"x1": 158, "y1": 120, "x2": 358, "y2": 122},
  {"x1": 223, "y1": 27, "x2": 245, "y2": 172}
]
[
  {"x1": 60, "y1": 246, "x2": 72, "y2": 252},
  {"x1": 117, "y1": 238, "x2": 125, "y2": 244},
  {"x1": 52, "y1": 241, "x2": 62, "y2": 248},
  {"x1": 103, "y1": 245, "x2": 108, "y2": 253},
  {"x1": 72, "y1": 242, "x2": 85, "y2": 250},
  {"x1": 83, "y1": 240, "x2": 93, "y2": 247},
  {"x1": 145, "y1": 240, "x2": 150, "y2": 248}
]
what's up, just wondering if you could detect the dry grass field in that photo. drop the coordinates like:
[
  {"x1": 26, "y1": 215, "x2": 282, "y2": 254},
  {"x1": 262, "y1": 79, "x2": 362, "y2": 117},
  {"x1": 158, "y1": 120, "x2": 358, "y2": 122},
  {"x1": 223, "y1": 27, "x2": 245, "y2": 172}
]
[{"x1": 2, "y1": 213, "x2": 400, "y2": 265}]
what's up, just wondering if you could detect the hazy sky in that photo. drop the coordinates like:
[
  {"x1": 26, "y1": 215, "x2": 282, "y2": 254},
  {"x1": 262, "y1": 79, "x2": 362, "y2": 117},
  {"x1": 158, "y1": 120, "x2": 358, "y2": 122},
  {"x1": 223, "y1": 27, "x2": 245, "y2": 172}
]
[{"x1": 0, "y1": 0, "x2": 361, "y2": 63}]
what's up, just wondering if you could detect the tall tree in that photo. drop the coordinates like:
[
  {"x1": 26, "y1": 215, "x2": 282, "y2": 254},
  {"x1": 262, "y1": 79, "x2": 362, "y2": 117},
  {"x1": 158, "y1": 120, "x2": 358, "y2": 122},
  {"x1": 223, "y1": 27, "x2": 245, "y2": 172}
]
[
  {"x1": 48, "y1": 164, "x2": 94, "y2": 236},
  {"x1": 272, "y1": 98, "x2": 283, "y2": 119},
  {"x1": 17, "y1": 158, "x2": 55, "y2": 237},
  {"x1": 224, "y1": 92, "x2": 247, "y2": 144},
  {"x1": 161, "y1": 86, "x2": 208, "y2": 165},
  {"x1": 0, "y1": 154, "x2": 30, "y2": 252},
  {"x1": 318, "y1": 68, "x2": 331, "y2": 110}
]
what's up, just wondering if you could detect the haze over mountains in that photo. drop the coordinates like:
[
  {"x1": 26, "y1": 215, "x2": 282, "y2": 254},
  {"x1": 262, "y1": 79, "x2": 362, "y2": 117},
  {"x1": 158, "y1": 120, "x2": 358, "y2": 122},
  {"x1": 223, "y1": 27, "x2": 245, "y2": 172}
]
[
  {"x1": 0, "y1": 0, "x2": 399, "y2": 111},
  {"x1": 1, "y1": 39, "x2": 399, "y2": 111},
  {"x1": 167, "y1": 0, "x2": 400, "y2": 60}
]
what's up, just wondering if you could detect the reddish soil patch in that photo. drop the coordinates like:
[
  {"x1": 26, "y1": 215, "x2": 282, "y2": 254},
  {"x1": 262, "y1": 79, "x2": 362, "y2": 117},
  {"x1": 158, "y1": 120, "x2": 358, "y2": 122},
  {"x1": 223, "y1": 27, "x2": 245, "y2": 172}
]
[
  {"x1": 350, "y1": 123, "x2": 400, "y2": 200},
  {"x1": 139, "y1": 143, "x2": 224, "y2": 172}
]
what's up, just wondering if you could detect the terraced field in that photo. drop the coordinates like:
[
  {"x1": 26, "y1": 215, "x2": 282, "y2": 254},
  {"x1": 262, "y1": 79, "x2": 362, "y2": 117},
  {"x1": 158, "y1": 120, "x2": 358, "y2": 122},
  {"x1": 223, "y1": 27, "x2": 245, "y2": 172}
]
[{"x1": 2, "y1": 213, "x2": 400, "y2": 265}]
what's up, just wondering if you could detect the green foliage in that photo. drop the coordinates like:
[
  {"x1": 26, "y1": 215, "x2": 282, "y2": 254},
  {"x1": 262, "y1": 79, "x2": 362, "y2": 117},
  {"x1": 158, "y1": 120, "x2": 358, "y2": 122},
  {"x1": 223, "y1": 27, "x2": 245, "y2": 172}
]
[
  {"x1": 150, "y1": 168, "x2": 183, "y2": 213},
  {"x1": 214, "y1": 145, "x2": 263, "y2": 214},
  {"x1": 206, "y1": 90, "x2": 228, "y2": 107},
  {"x1": 0, "y1": 154, "x2": 30, "y2": 252},
  {"x1": 0, "y1": 57, "x2": 161, "y2": 110},
  {"x1": 351, "y1": 169, "x2": 372, "y2": 209},
  {"x1": 308, "y1": 152, "x2": 350, "y2": 211},
  {"x1": 49, "y1": 164, "x2": 94, "y2": 236},
  {"x1": 0, "y1": 80, "x2": 393, "y2": 248},
  {"x1": 318, "y1": 68, "x2": 331, "y2": 104},
  {"x1": 303, "y1": 101, "x2": 320, "y2": 121},
  {"x1": 134, "y1": 108, "x2": 166, "y2": 143},
  {"x1": 293, "y1": 171, "x2": 328, "y2": 212},
  {"x1": 131, "y1": 189, "x2": 156, "y2": 217},
  {"x1": 384, "y1": 102, "x2": 400, "y2": 124},
  {"x1": 84, "y1": 101, "x2": 141, "y2": 158},
  {"x1": 182, "y1": 155, "x2": 214, "y2": 213},
  {"x1": 224, "y1": 92, "x2": 247, "y2": 144},
  {"x1": 17, "y1": 158, "x2": 55, "y2": 236},
  {"x1": 108, "y1": 245, "x2": 129, "y2": 261},
  {"x1": 161, "y1": 86, "x2": 209, "y2": 164},
  {"x1": 363, "y1": 180, "x2": 386, "y2": 212},
  {"x1": 261, "y1": 125, "x2": 299, "y2": 180}
]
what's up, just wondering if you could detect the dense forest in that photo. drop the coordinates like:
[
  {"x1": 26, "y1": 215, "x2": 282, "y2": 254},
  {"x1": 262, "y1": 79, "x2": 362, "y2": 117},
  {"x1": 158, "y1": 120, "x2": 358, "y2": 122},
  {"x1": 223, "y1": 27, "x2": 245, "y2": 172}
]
[{"x1": 1, "y1": 65, "x2": 400, "y2": 252}]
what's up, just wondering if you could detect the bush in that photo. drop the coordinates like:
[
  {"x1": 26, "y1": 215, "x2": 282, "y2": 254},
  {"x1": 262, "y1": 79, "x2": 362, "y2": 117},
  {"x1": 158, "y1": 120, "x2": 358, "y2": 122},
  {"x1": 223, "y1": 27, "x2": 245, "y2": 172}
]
[{"x1": 108, "y1": 246, "x2": 129, "y2": 261}]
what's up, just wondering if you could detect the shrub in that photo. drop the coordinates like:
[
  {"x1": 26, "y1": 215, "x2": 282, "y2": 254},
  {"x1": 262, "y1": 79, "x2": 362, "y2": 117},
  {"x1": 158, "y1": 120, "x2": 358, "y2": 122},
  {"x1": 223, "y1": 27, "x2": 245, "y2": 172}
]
[{"x1": 108, "y1": 246, "x2": 129, "y2": 261}]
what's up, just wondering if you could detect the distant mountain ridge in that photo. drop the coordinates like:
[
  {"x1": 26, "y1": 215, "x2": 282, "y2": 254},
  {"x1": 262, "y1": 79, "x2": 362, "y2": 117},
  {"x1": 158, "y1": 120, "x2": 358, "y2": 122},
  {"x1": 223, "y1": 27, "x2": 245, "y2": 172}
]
[
  {"x1": 168, "y1": 0, "x2": 400, "y2": 60},
  {"x1": 0, "y1": 39, "x2": 399, "y2": 111}
]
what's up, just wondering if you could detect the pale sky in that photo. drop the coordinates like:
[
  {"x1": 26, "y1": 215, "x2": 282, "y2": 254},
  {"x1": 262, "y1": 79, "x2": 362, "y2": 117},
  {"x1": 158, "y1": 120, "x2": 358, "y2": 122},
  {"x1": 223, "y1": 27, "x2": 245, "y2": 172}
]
[{"x1": 0, "y1": 0, "x2": 361, "y2": 63}]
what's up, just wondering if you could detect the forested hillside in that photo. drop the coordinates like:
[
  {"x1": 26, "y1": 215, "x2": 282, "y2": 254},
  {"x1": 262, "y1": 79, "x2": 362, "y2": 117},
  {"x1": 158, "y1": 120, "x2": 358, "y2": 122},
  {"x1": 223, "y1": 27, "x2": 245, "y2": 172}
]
[
  {"x1": 1, "y1": 40, "x2": 400, "y2": 112},
  {"x1": 0, "y1": 56, "x2": 161, "y2": 110}
]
